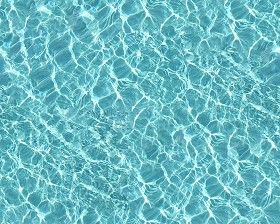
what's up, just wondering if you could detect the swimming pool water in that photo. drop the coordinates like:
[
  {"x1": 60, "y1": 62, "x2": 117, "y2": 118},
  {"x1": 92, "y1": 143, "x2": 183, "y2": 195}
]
[{"x1": 0, "y1": 0, "x2": 280, "y2": 223}]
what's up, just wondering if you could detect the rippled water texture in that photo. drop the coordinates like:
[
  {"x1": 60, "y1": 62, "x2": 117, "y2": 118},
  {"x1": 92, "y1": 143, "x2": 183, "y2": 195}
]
[{"x1": 0, "y1": 0, "x2": 280, "y2": 223}]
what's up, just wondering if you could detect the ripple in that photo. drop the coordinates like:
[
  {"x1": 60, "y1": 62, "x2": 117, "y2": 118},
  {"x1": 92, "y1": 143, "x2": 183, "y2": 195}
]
[{"x1": 0, "y1": 0, "x2": 279, "y2": 223}]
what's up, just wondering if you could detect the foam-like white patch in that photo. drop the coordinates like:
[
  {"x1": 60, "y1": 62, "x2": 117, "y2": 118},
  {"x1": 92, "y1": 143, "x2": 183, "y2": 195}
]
[
  {"x1": 38, "y1": 6, "x2": 51, "y2": 14},
  {"x1": 272, "y1": 47, "x2": 280, "y2": 54},
  {"x1": 80, "y1": 11, "x2": 94, "y2": 20}
]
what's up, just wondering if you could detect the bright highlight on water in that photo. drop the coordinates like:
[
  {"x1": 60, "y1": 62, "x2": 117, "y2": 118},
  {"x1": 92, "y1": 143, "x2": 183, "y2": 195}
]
[{"x1": 0, "y1": 0, "x2": 279, "y2": 223}]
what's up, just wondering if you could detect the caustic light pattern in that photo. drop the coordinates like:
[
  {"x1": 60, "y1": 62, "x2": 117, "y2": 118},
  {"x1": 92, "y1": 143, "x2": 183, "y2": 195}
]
[{"x1": 0, "y1": 0, "x2": 280, "y2": 223}]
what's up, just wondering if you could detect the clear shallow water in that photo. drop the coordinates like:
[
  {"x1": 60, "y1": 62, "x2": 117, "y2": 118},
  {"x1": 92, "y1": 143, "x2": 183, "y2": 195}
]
[{"x1": 0, "y1": 0, "x2": 280, "y2": 223}]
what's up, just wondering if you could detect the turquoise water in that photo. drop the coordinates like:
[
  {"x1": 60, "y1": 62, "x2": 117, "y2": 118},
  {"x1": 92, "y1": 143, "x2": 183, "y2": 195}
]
[{"x1": 0, "y1": 0, "x2": 280, "y2": 223}]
